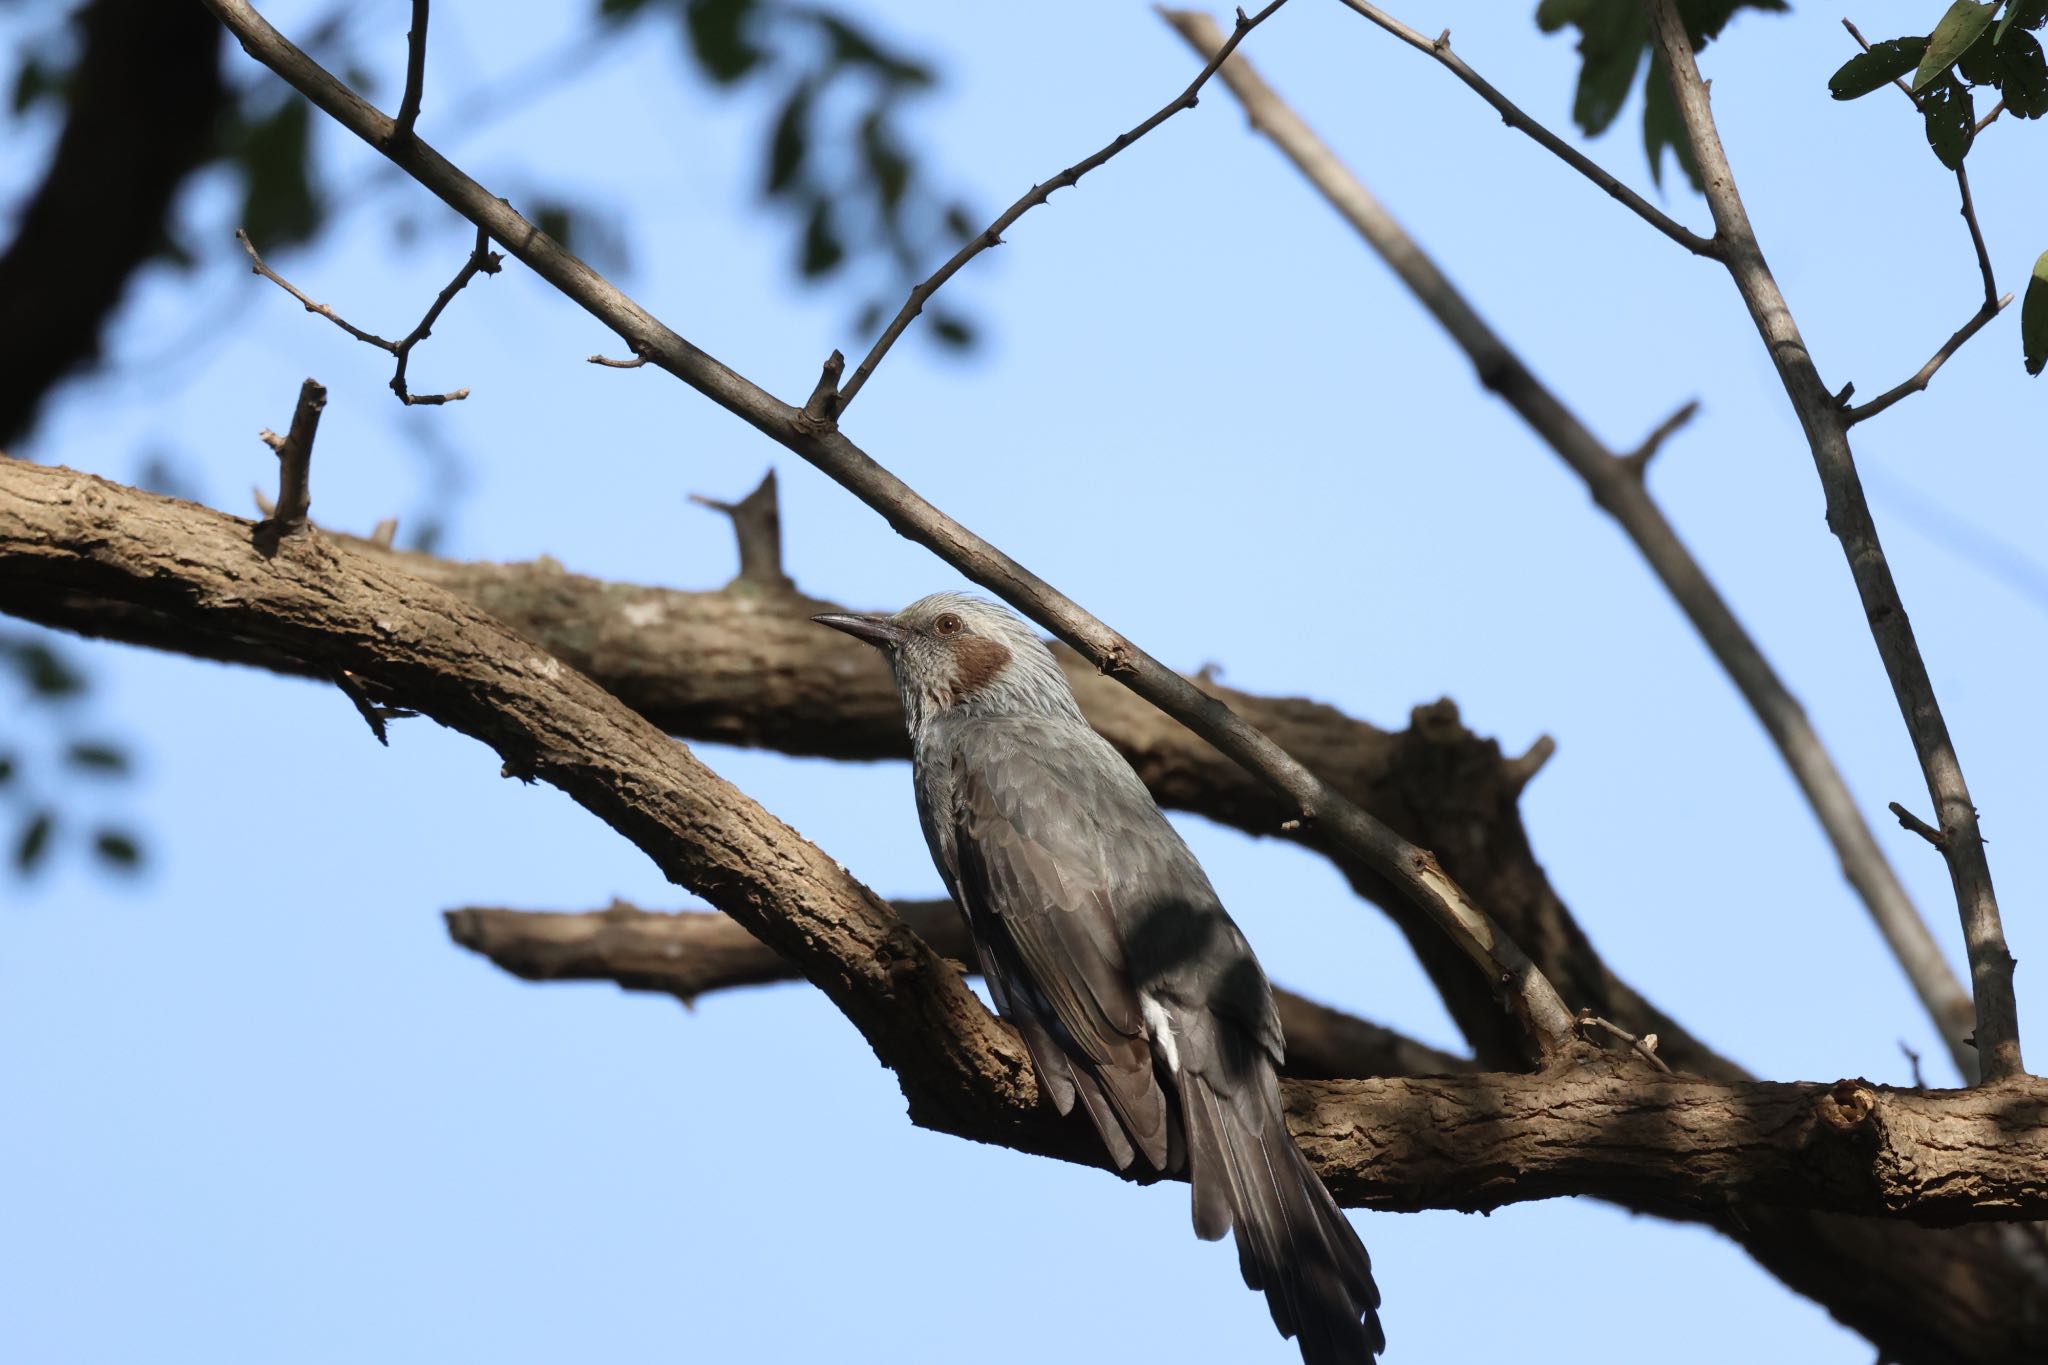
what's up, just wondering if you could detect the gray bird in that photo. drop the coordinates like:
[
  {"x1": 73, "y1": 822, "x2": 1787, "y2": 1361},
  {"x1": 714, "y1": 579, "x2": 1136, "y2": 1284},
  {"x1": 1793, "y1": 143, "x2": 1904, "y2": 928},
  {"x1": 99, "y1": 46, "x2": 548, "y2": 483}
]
[{"x1": 816, "y1": 593, "x2": 1384, "y2": 1363}]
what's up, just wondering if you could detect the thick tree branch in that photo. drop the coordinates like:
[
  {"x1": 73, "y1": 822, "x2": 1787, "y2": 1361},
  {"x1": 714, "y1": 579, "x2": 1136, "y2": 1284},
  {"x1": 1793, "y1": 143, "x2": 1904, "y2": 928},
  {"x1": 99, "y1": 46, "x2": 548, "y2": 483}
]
[
  {"x1": 10, "y1": 459, "x2": 2046, "y2": 1365},
  {"x1": 0, "y1": 0, "x2": 226, "y2": 445},
  {"x1": 1162, "y1": 8, "x2": 1978, "y2": 1081},
  {"x1": 1332, "y1": 1, "x2": 1718, "y2": 258},
  {"x1": 1643, "y1": 0, "x2": 2023, "y2": 1084},
  {"x1": 829, "y1": 0, "x2": 1289, "y2": 416},
  {"x1": 199, "y1": 0, "x2": 1578, "y2": 1066},
  {"x1": 444, "y1": 899, "x2": 1474, "y2": 1081}
]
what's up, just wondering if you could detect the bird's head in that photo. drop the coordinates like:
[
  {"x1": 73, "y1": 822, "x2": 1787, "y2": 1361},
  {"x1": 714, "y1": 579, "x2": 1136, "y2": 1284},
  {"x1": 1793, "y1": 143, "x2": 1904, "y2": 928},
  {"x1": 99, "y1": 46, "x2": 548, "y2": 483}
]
[{"x1": 813, "y1": 592, "x2": 1081, "y2": 730}]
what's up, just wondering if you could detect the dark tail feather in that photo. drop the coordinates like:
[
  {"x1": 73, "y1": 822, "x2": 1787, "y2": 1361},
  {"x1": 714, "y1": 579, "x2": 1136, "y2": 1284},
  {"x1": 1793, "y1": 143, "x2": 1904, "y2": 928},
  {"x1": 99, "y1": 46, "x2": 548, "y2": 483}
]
[{"x1": 1184, "y1": 1069, "x2": 1384, "y2": 1363}]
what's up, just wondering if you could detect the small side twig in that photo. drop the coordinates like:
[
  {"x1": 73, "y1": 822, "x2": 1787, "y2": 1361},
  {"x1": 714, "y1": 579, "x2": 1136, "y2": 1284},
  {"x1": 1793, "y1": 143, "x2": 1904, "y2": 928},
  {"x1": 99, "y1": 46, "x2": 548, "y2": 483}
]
[
  {"x1": 390, "y1": 0, "x2": 429, "y2": 145},
  {"x1": 332, "y1": 667, "x2": 416, "y2": 745},
  {"x1": 1889, "y1": 800, "x2": 1948, "y2": 851},
  {"x1": 587, "y1": 346, "x2": 650, "y2": 369},
  {"x1": 689, "y1": 469, "x2": 794, "y2": 591},
  {"x1": 238, "y1": 224, "x2": 498, "y2": 406},
  {"x1": 1576, "y1": 1009, "x2": 1674, "y2": 1074},
  {"x1": 1621, "y1": 399, "x2": 1699, "y2": 477},
  {"x1": 253, "y1": 378, "x2": 326, "y2": 554},
  {"x1": 1501, "y1": 734, "x2": 1556, "y2": 796},
  {"x1": 826, "y1": 0, "x2": 1290, "y2": 418},
  {"x1": 1334, "y1": 0, "x2": 1718, "y2": 258},
  {"x1": 1843, "y1": 293, "x2": 2012, "y2": 426},
  {"x1": 1901, "y1": 1040, "x2": 1927, "y2": 1091},
  {"x1": 389, "y1": 224, "x2": 501, "y2": 404},
  {"x1": 1834, "y1": 24, "x2": 2006, "y2": 428}
]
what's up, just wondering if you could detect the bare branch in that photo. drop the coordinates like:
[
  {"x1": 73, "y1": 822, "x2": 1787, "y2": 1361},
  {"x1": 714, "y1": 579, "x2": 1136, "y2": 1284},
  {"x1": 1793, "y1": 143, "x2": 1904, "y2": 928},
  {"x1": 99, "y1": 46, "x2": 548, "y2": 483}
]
[
  {"x1": 444, "y1": 899, "x2": 1474, "y2": 1081},
  {"x1": 1500, "y1": 733, "x2": 1555, "y2": 796},
  {"x1": 1621, "y1": 398, "x2": 1700, "y2": 478},
  {"x1": 238, "y1": 223, "x2": 498, "y2": 406},
  {"x1": 1844, "y1": 293, "x2": 2012, "y2": 427},
  {"x1": 1890, "y1": 800, "x2": 1948, "y2": 851},
  {"x1": 1833, "y1": 26, "x2": 2006, "y2": 427},
  {"x1": 587, "y1": 347, "x2": 650, "y2": 368},
  {"x1": 1163, "y1": 7, "x2": 1978, "y2": 1081},
  {"x1": 825, "y1": 0, "x2": 1291, "y2": 418},
  {"x1": 688, "y1": 468, "x2": 793, "y2": 591},
  {"x1": 388, "y1": 224, "x2": 501, "y2": 405},
  {"x1": 1576, "y1": 1008, "x2": 1674, "y2": 1075},
  {"x1": 199, "y1": 0, "x2": 1579, "y2": 1065},
  {"x1": 237, "y1": 228, "x2": 398, "y2": 349},
  {"x1": 252, "y1": 376, "x2": 325, "y2": 554},
  {"x1": 390, "y1": 0, "x2": 428, "y2": 145},
  {"x1": 1646, "y1": 0, "x2": 2024, "y2": 1083},
  {"x1": 1331, "y1": 1, "x2": 1718, "y2": 258},
  {"x1": 12, "y1": 456, "x2": 2045, "y2": 1360}
]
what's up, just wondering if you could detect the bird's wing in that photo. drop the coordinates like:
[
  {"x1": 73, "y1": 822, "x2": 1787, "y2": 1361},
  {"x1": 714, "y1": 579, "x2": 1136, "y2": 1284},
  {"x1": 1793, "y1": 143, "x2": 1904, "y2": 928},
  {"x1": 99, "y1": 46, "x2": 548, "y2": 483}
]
[{"x1": 946, "y1": 726, "x2": 1172, "y2": 1170}]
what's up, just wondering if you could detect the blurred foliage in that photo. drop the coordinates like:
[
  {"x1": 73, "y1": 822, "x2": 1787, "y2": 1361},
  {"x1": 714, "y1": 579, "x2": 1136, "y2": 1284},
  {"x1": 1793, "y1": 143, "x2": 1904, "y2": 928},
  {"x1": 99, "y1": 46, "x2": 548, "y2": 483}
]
[
  {"x1": 1536, "y1": 0, "x2": 1789, "y2": 190},
  {"x1": 596, "y1": 0, "x2": 982, "y2": 345},
  {"x1": 0, "y1": 630, "x2": 144, "y2": 882},
  {"x1": 1827, "y1": 1, "x2": 2048, "y2": 375}
]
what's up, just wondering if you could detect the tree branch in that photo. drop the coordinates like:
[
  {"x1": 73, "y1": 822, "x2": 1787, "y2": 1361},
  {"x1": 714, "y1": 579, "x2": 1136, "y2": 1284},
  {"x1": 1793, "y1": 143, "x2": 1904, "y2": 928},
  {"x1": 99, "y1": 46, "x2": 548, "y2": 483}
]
[
  {"x1": 391, "y1": 0, "x2": 429, "y2": 146},
  {"x1": 11, "y1": 457, "x2": 2047, "y2": 1364},
  {"x1": 252, "y1": 377, "x2": 326, "y2": 553},
  {"x1": 827, "y1": 0, "x2": 1290, "y2": 417},
  {"x1": 1835, "y1": 23, "x2": 2009, "y2": 427},
  {"x1": 688, "y1": 469, "x2": 793, "y2": 591},
  {"x1": 443, "y1": 899, "x2": 1474, "y2": 1081},
  {"x1": 1643, "y1": 0, "x2": 2023, "y2": 1084},
  {"x1": 199, "y1": 0, "x2": 1578, "y2": 1066},
  {"x1": 1161, "y1": 7, "x2": 1978, "y2": 1081},
  {"x1": 1331, "y1": 1, "x2": 1719, "y2": 258},
  {"x1": 237, "y1": 224, "x2": 500, "y2": 406}
]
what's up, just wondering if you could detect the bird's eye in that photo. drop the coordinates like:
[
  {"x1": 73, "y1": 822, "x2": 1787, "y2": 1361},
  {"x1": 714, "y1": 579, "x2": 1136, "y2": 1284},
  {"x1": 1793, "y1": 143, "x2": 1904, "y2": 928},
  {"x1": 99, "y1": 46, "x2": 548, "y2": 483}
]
[{"x1": 933, "y1": 612, "x2": 963, "y2": 637}]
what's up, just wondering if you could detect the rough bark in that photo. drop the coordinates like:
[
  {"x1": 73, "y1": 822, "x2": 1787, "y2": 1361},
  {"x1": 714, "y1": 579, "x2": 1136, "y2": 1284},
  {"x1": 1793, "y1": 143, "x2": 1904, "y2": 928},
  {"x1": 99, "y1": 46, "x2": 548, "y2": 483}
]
[
  {"x1": 8, "y1": 457, "x2": 2046, "y2": 1361},
  {"x1": 444, "y1": 900, "x2": 1474, "y2": 1081},
  {"x1": 0, "y1": 0, "x2": 226, "y2": 445}
]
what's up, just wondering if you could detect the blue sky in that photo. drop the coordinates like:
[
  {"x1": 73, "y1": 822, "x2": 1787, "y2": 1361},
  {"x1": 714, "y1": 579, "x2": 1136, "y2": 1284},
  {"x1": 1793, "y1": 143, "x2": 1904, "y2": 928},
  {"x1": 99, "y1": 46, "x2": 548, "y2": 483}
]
[{"x1": 5, "y1": 2, "x2": 2045, "y2": 1361}]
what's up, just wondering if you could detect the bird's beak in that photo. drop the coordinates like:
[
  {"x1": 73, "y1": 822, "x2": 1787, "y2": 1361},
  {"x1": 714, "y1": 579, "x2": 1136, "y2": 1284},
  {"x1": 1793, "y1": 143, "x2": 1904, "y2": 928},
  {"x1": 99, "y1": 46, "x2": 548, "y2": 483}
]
[{"x1": 812, "y1": 612, "x2": 911, "y2": 650}]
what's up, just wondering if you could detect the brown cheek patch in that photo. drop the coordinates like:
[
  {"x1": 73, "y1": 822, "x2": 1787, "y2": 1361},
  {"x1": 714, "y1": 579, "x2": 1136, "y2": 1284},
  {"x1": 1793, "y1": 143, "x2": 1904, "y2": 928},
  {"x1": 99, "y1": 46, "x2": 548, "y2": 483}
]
[{"x1": 951, "y1": 636, "x2": 1013, "y2": 697}]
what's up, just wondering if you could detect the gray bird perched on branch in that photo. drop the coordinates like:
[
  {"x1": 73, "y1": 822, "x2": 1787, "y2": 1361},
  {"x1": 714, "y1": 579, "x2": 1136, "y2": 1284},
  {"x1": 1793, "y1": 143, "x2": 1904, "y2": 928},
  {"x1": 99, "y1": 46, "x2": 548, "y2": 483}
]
[{"x1": 815, "y1": 593, "x2": 1384, "y2": 1363}]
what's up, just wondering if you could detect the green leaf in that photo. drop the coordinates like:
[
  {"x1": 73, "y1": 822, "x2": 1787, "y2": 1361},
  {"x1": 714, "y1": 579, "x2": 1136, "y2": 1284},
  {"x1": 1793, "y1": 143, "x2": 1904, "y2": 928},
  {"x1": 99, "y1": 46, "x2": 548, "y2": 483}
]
[
  {"x1": 235, "y1": 99, "x2": 322, "y2": 250},
  {"x1": 684, "y1": 0, "x2": 762, "y2": 85},
  {"x1": 598, "y1": 0, "x2": 654, "y2": 17},
  {"x1": 1921, "y1": 75, "x2": 1977, "y2": 167},
  {"x1": 1643, "y1": 60, "x2": 1702, "y2": 189},
  {"x1": 0, "y1": 753, "x2": 14, "y2": 786},
  {"x1": 928, "y1": 311, "x2": 975, "y2": 349},
  {"x1": 1959, "y1": 26, "x2": 2003, "y2": 83},
  {"x1": 799, "y1": 198, "x2": 843, "y2": 278},
  {"x1": 64, "y1": 742, "x2": 128, "y2": 774},
  {"x1": 9, "y1": 55, "x2": 59, "y2": 115},
  {"x1": 14, "y1": 810, "x2": 52, "y2": 874},
  {"x1": 1997, "y1": 0, "x2": 2048, "y2": 43},
  {"x1": 811, "y1": 14, "x2": 933, "y2": 87},
  {"x1": 764, "y1": 81, "x2": 811, "y2": 196},
  {"x1": 3, "y1": 640, "x2": 86, "y2": 698},
  {"x1": 2023, "y1": 249, "x2": 2048, "y2": 376},
  {"x1": 860, "y1": 112, "x2": 910, "y2": 219},
  {"x1": 943, "y1": 203, "x2": 977, "y2": 240},
  {"x1": 92, "y1": 829, "x2": 142, "y2": 871},
  {"x1": 1915, "y1": 1, "x2": 1999, "y2": 91},
  {"x1": 1996, "y1": 30, "x2": 2048, "y2": 116},
  {"x1": 1830, "y1": 37, "x2": 1929, "y2": 98}
]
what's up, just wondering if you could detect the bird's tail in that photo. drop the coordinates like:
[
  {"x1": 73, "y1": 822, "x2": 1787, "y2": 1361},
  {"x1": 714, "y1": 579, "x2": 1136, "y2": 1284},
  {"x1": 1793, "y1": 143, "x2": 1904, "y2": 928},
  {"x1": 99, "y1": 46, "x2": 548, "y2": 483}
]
[{"x1": 1179, "y1": 1030, "x2": 1384, "y2": 1363}]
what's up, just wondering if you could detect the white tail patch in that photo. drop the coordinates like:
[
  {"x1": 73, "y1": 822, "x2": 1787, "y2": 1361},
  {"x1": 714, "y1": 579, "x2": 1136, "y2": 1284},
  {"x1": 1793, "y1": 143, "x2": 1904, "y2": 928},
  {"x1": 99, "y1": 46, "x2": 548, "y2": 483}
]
[{"x1": 1140, "y1": 994, "x2": 1180, "y2": 1073}]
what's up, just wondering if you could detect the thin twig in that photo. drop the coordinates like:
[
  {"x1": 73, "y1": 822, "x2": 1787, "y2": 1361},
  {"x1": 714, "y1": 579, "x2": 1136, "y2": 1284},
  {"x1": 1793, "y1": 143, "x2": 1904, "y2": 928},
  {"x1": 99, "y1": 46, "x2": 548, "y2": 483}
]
[
  {"x1": 388, "y1": 224, "x2": 501, "y2": 404},
  {"x1": 1501, "y1": 734, "x2": 1556, "y2": 796},
  {"x1": 238, "y1": 224, "x2": 497, "y2": 405},
  {"x1": 1163, "y1": 7, "x2": 1979, "y2": 1082},
  {"x1": 253, "y1": 377, "x2": 326, "y2": 554},
  {"x1": 1889, "y1": 800, "x2": 1948, "y2": 851},
  {"x1": 1333, "y1": 0, "x2": 1718, "y2": 258},
  {"x1": 237, "y1": 227, "x2": 398, "y2": 349},
  {"x1": 1843, "y1": 293, "x2": 2012, "y2": 426},
  {"x1": 1576, "y1": 1010, "x2": 1675, "y2": 1075},
  {"x1": 390, "y1": 0, "x2": 428, "y2": 145},
  {"x1": 1900, "y1": 1040, "x2": 1926, "y2": 1091},
  {"x1": 198, "y1": 0, "x2": 1581, "y2": 1065},
  {"x1": 1834, "y1": 23, "x2": 2006, "y2": 426},
  {"x1": 1621, "y1": 399, "x2": 1700, "y2": 477},
  {"x1": 825, "y1": 0, "x2": 1291, "y2": 419},
  {"x1": 1648, "y1": 0, "x2": 2022, "y2": 1083},
  {"x1": 587, "y1": 349, "x2": 649, "y2": 368}
]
